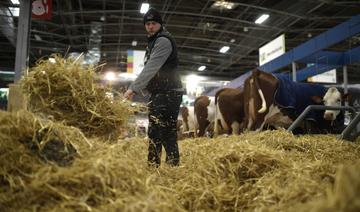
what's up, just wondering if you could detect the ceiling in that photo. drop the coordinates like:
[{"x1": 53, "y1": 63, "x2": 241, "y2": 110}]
[{"x1": 0, "y1": 0, "x2": 360, "y2": 86}]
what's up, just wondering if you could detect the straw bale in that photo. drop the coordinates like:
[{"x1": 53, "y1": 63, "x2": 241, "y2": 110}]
[
  {"x1": 20, "y1": 55, "x2": 132, "y2": 138},
  {"x1": 1, "y1": 130, "x2": 360, "y2": 211}
]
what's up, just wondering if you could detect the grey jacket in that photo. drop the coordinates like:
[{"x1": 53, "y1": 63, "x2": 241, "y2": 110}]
[{"x1": 129, "y1": 37, "x2": 172, "y2": 95}]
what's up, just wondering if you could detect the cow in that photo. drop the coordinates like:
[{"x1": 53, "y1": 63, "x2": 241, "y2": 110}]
[
  {"x1": 179, "y1": 106, "x2": 196, "y2": 137},
  {"x1": 311, "y1": 86, "x2": 348, "y2": 134},
  {"x1": 194, "y1": 95, "x2": 216, "y2": 137},
  {"x1": 243, "y1": 69, "x2": 337, "y2": 133},
  {"x1": 321, "y1": 87, "x2": 348, "y2": 121},
  {"x1": 214, "y1": 88, "x2": 245, "y2": 135},
  {"x1": 176, "y1": 119, "x2": 185, "y2": 140}
]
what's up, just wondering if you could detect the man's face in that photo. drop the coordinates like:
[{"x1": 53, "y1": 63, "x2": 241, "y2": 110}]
[{"x1": 145, "y1": 21, "x2": 161, "y2": 36}]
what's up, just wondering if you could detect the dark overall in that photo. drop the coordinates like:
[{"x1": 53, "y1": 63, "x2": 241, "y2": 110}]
[{"x1": 145, "y1": 28, "x2": 183, "y2": 166}]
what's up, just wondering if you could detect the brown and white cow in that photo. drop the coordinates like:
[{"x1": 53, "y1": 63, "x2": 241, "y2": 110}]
[
  {"x1": 214, "y1": 88, "x2": 245, "y2": 135},
  {"x1": 243, "y1": 69, "x2": 288, "y2": 131},
  {"x1": 243, "y1": 69, "x2": 330, "y2": 132},
  {"x1": 179, "y1": 106, "x2": 196, "y2": 137},
  {"x1": 194, "y1": 95, "x2": 216, "y2": 137},
  {"x1": 315, "y1": 87, "x2": 349, "y2": 121},
  {"x1": 310, "y1": 86, "x2": 348, "y2": 134}
]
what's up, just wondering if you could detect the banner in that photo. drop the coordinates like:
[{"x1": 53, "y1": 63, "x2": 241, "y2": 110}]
[
  {"x1": 127, "y1": 50, "x2": 145, "y2": 75},
  {"x1": 127, "y1": 50, "x2": 134, "y2": 73},
  {"x1": 259, "y1": 34, "x2": 285, "y2": 66},
  {"x1": 32, "y1": 0, "x2": 52, "y2": 20},
  {"x1": 307, "y1": 69, "x2": 337, "y2": 83}
]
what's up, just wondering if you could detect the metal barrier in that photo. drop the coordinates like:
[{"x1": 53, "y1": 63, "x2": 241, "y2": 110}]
[
  {"x1": 339, "y1": 112, "x2": 360, "y2": 141},
  {"x1": 287, "y1": 105, "x2": 359, "y2": 141}
]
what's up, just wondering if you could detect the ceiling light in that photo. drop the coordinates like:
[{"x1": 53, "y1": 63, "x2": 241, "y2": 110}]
[
  {"x1": 230, "y1": 39, "x2": 235, "y2": 43},
  {"x1": 211, "y1": 1, "x2": 237, "y2": 10},
  {"x1": 11, "y1": 0, "x2": 20, "y2": 4},
  {"x1": 219, "y1": 46, "x2": 230, "y2": 53},
  {"x1": 140, "y1": 3, "x2": 149, "y2": 14},
  {"x1": 255, "y1": 14, "x2": 269, "y2": 24},
  {"x1": 198, "y1": 66, "x2": 206, "y2": 71}
]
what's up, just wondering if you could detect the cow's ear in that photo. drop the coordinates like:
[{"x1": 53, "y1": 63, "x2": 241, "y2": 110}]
[{"x1": 311, "y1": 96, "x2": 323, "y2": 104}]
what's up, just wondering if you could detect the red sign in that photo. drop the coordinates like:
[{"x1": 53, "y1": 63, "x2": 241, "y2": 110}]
[{"x1": 32, "y1": 0, "x2": 52, "y2": 20}]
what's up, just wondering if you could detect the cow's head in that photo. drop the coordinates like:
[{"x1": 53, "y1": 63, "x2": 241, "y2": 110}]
[{"x1": 312, "y1": 87, "x2": 349, "y2": 121}]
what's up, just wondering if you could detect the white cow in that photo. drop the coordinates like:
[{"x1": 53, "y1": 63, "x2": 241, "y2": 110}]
[{"x1": 322, "y1": 87, "x2": 348, "y2": 120}]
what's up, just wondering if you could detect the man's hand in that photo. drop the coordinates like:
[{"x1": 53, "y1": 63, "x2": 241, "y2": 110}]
[{"x1": 124, "y1": 89, "x2": 135, "y2": 100}]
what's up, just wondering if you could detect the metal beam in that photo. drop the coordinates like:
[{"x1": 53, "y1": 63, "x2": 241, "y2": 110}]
[
  {"x1": 14, "y1": 0, "x2": 31, "y2": 82},
  {"x1": 180, "y1": 0, "x2": 212, "y2": 49},
  {"x1": 294, "y1": 45, "x2": 360, "y2": 81},
  {"x1": 31, "y1": 20, "x2": 270, "y2": 41},
  {"x1": 56, "y1": 0, "x2": 74, "y2": 47},
  {"x1": 298, "y1": 50, "x2": 344, "y2": 65},
  {"x1": 70, "y1": 34, "x2": 255, "y2": 49},
  {"x1": 295, "y1": 64, "x2": 340, "y2": 82},
  {"x1": 58, "y1": 10, "x2": 283, "y2": 30},
  {"x1": 0, "y1": 8, "x2": 16, "y2": 46},
  {"x1": 115, "y1": 0, "x2": 125, "y2": 64},
  {"x1": 259, "y1": 14, "x2": 360, "y2": 73}
]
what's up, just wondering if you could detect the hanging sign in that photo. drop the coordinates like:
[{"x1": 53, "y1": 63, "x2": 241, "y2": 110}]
[
  {"x1": 259, "y1": 34, "x2": 285, "y2": 66},
  {"x1": 32, "y1": 0, "x2": 52, "y2": 20}
]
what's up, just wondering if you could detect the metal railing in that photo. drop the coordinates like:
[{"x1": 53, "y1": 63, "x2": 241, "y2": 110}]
[{"x1": 287, "y1": 105, "x2": 359, "y2": 141}]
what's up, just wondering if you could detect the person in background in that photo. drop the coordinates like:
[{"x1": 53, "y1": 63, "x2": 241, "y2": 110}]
[{"x1": 124, "y1": 8, "x2": 183, "y2": 167}]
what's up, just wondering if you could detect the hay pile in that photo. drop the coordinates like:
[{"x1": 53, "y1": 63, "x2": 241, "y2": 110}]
[
  {"x1": 0, "y1": 110, "x2": 90, "y2": 166},
  {"x1": 300, "y1": 160, "x2": 360, "y2": 212},
  {"x1": 0, "y1": 110, "x2": 92, "y2": 208},
  {"x1": 1, "y1": 129, "x2": 360, "y2": 211},
  {"x1": 20, "y1": 55, "x2": 132, "y2": 138}
]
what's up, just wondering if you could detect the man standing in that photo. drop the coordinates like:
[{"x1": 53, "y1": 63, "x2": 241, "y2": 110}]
[{"x1": 124, "y1": 8, "x2": 183, "y2": 167}]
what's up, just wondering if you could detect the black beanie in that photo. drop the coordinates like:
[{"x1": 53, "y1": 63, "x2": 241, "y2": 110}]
[{"x1": 143, "y1": 8, "x2": 163, "y2": 25}]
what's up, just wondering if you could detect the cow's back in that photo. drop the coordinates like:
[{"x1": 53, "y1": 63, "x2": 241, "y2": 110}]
[
  {"x1": 274, "y1": 74, "x2": 327, "y2": 116},
  {"x1": 215, "y1": 88, "x2": 245, "y2": 134}
]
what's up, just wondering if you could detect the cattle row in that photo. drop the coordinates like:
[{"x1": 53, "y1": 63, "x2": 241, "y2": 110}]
[{"x1": 178, "y1": 69, "x2": 348, "y2": 138}]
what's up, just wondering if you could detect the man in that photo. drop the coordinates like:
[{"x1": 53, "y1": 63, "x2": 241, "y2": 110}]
[{"x1": 124, "y1": 8, "x2": 183, "y2": 167}]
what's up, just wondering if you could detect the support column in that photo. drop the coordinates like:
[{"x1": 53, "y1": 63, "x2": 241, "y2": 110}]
[
  {"x1": 343, "y1": 65, "x2": 348, "y2": 95},
  {"x1": 342, "y1": 65, "x2": 352, "y2": 126},
  {"x1": 14, "y1": 0, "x2": 31, "y2": 82},
  {"x1": 292, "y1": 62, "x2": 296, "y2": 82}
]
